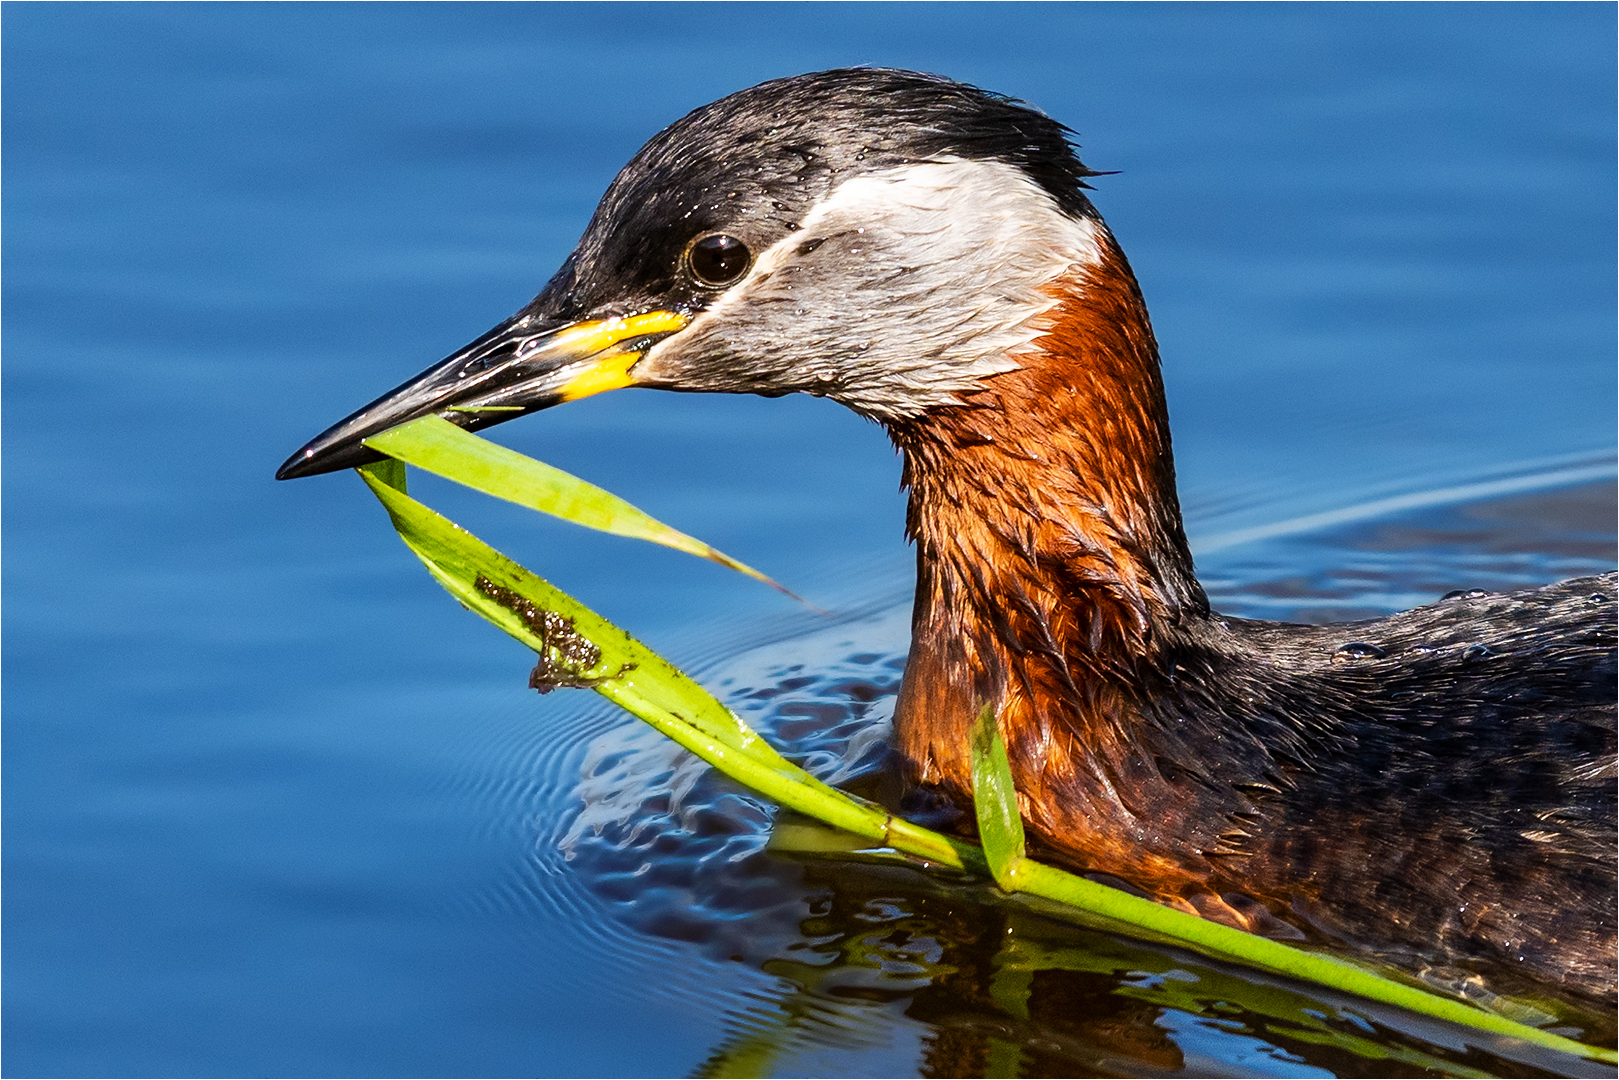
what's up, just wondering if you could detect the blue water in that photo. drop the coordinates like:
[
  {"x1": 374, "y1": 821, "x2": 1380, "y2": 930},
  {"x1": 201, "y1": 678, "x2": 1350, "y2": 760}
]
[{"x1": 4, "y1": 4, "x2": 1614, "y2": 1077}]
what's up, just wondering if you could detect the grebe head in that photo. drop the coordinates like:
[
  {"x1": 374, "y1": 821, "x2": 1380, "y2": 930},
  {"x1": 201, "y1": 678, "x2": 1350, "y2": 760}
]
[{"x1": 276, "y1": 68, "x2": 1114, "y2": 478}]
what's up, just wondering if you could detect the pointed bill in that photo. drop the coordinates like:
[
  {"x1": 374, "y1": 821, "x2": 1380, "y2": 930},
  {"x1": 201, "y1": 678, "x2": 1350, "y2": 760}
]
[{"x1": 277, "y1": 310, "x2": 687, "y2": 480}]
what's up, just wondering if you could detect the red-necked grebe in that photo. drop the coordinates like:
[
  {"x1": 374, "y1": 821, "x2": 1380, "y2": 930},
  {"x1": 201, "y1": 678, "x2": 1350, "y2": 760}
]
[{"x1": 276, "y1": 69, "x2": 1617, "y2": 1003}]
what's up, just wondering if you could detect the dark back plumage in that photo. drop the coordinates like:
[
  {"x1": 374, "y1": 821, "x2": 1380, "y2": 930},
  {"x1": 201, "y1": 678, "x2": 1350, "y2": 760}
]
[{"x1": 1193, "y1": 574, "x2": 1616, "y2": 998}]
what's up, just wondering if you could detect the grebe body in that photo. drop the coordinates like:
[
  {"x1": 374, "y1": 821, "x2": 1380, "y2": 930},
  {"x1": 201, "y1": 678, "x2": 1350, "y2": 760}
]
[{"x1": 278, "y1": 70, "x2": 1617, "y2": 1002}]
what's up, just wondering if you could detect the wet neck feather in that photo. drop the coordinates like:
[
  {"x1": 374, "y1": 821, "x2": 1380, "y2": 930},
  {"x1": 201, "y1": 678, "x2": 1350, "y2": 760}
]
[{"x1": 888, "y1": 231, "x2": 1221, "y2": 887}]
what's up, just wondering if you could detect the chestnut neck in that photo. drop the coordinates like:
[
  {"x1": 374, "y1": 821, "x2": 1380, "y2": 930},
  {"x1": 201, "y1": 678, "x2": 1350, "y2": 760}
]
[{"x1": 890, "y1": 227, "x2": 1205, "y2": 685}]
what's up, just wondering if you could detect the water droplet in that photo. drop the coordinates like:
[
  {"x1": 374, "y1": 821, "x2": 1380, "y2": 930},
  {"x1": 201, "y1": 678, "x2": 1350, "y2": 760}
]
[
  {"x1": 1441, "y1": 588, "x2": 1490, "y2": 601},
  {"x1": 1330, "y1": 642, "x2": 1386, "y2": 663}
]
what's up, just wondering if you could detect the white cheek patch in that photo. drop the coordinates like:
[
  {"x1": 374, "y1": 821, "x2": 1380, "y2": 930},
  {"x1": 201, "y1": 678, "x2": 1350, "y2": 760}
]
[{"x1": 649, "y1": 158, "x2": 1104, "y2": 421}]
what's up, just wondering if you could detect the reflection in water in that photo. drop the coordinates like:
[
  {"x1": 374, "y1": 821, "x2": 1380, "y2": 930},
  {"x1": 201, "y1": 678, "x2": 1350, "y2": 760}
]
[
  {"x1": 694, "y1": 870, "x2": 1532, "y2": 1079},
  {"x1": 552, "y1": 480, "x2": 1615, "y2": 1078}
]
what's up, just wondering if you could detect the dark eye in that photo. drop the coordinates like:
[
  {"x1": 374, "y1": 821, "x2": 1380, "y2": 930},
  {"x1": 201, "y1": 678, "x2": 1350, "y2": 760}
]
[{"x1": 688, "y1": 234, "x2": 751, "y2": 286}]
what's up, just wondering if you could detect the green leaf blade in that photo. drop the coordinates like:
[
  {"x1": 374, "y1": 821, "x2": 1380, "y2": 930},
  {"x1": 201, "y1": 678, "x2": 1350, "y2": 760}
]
[
  {"x1": 970, "y1": 704, "x2": 1028, "y2": 891},
  {"x1": 364, "y1": 416, "x2": 797, "y2": 597}
]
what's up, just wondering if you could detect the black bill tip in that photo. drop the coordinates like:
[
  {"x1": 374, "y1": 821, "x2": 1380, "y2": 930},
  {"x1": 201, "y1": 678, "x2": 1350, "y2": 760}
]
[{"x1": 275, "y1": 439, "x2": 385, "y2": 481}]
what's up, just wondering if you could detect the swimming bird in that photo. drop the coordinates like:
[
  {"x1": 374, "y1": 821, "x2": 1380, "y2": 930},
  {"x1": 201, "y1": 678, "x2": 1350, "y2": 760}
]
[{"x1": 277, "y1": 69, "x2": 1617, "y2": 1003}]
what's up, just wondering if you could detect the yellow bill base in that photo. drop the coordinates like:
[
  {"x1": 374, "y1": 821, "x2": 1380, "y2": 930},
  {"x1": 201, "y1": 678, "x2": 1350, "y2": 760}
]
[
  {"x1": 553, "y1": 310, "x2": 688, "y2": 403},
  {"x1": 558, "y1": 349, "x2": 639, "y2": 402}
]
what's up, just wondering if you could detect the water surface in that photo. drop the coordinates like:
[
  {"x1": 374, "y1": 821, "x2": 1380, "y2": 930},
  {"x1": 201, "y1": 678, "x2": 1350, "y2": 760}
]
[{"x1": 4, "y1": 5, "x2": 1614, "y2": 1077}]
